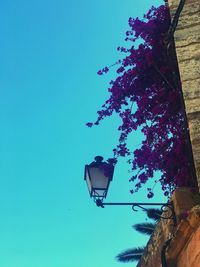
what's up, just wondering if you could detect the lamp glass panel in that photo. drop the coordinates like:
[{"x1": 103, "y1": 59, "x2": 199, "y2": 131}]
[
  {"x1": 93, "y1": 189, "x2": 106, "y2": 197},
  {"x1": 89, "y1": 167, "x2": 109, "y2": 189},
  {"x1": 85, "y1": 168, "x2": 92, "y2": 194}
]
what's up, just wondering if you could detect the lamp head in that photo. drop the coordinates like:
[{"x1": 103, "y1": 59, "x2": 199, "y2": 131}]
[{"x1": 84, "y1": 156, "x2": 114, "y2": 200}]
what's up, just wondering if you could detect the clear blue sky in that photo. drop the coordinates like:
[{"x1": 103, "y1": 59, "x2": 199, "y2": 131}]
[{"x1": 0, "y1": 1, "x2": 165, "y2": 267}]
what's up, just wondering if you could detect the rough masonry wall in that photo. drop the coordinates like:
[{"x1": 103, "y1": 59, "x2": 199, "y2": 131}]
[
  {"x1": 169, "y1": 0, "x2": 200, "y2": 188},
  {"x1": 136, "y1": 2, "x2": 200, "y2": 266},
  {"x1": 136, "y1": 188, "x2": 200, "y2": 267}
]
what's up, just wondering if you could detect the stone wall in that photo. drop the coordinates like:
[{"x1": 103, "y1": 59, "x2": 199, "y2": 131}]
[
  {"x1": 136, "y1": 188, "x2": 200, "y2": 267},
  {"x1": 167, "y1": 205, "x2": 200, "y2": 267},
  {"x1": 169, "y1": 0, "x2": 200, "y2": 188},
  {"x1": 136, "y1": 1, "x2": 200, "y2": 266}
]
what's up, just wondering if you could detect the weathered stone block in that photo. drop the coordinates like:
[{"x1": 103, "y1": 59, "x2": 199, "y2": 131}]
[
  {"x1": 175, "y1": 206, "x2": 200, "y2": 267},
  {"x1": 178, "y1": 58, "x2": 200, "y2": 82},
  {"x1": 172, "y1": 187, "x2": 200, "y2": 222},
  {"x1": 175, "y1": 24, "x2": 200, "y2": 48},
  {"x1": 185, "y1": 98, "x2": 200, "y2": 114},
  {"x1": 176, "y1": 42, "x2": 200, "y2": 62},
  {"x1": 182, "y1": 78, "x2": 200, "y2": 99}
]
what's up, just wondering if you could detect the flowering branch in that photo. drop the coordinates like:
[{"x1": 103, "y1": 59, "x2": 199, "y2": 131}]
[{"x1": 87, "y1": 5, "x2": 196, "y2": 197}]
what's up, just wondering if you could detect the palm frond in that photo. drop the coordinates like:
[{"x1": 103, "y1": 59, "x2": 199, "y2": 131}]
[
  {"x1": 133, "y1": 222, "x2": 156, "y2": 235},
  {"x1": 116, "y1": 247, "x2": 145, "y2": 263},
  {"x1": 146, "y1": 208, "x2": 162, "y2": 221}
]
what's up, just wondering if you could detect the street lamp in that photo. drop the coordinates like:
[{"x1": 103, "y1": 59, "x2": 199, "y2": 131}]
[
  {"x1": 84, "y1": 156, "x2": 114, "y2": 200},
  {"x1": 84, "y1": 156, "x2": 177, "y2": 225}
]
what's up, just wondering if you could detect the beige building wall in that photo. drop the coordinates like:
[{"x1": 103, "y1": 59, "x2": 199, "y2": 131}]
[
  {"x1": 169, "y1": 0, "x2": 200, "y2": 188},
  {"x1": 136, "y1": 1, "x2": 200, "y2": 266}
]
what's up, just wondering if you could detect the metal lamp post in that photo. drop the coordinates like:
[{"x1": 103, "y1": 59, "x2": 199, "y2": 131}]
[{"x1": 84, "y1": 156, "x2": 177, "y2": 225}]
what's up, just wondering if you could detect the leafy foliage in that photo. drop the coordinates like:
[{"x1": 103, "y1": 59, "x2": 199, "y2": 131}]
[
  {"x1": 87, "y1": 5, "x2": 195, "y2": 197},
  {"x1": 146, "y1": 208, "x2": 162, "y2": 222},
  {"x1": 116, "y1": 208, "x2": 160, "y2": 263},
  {"x1": 133, "y1": 222, "x2": 156, "y2": 235},
  {"x1": 146, "y1": 208, "x2": 162, "y2": 221},
  {"x1": 116, "y1": 247, "x2": 145, "y2": 263},
  {"x1": 145, "y1": 208, "x2": 162, "y2": 222}
]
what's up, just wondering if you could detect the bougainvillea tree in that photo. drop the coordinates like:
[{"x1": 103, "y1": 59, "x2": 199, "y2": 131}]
[{"x1": 86, "y1": 4, "x2": 196, "y2": 197}]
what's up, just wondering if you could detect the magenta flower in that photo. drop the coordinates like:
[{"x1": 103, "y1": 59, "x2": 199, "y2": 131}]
[
  {"x1": 147, "y1": 192, "x2": 154, "y2": 199},
  {"x1": 86, "y1": 122, "x2": 93, "y2": 128}
]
